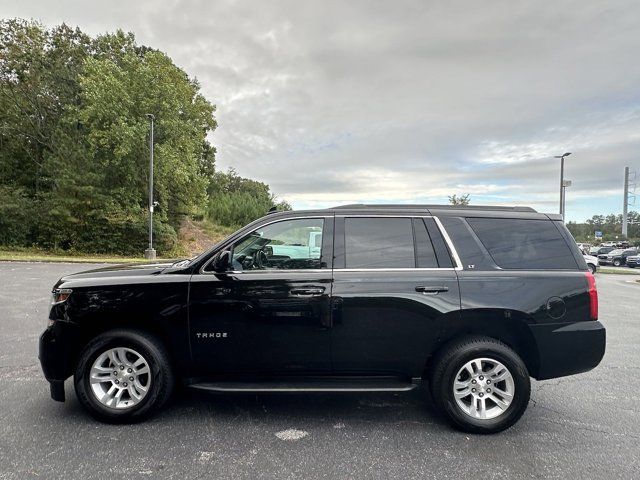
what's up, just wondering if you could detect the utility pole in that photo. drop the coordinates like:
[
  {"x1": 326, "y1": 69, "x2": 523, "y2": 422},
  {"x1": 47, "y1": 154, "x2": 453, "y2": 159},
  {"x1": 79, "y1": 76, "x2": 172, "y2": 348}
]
[
  {"x1": 554, "y1": 152, "x2": 572, "y2": 221},
  {"x1": 144, "y1": 114, "x2": 156, "y2": 260},
  {"x1": 622, "y1": 167, "x2": 629, "y2": 238}
]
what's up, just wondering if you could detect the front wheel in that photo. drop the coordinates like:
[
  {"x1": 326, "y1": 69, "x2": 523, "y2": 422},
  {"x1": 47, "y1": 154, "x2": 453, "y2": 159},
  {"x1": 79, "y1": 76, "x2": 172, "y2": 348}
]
[
  {"x1": 74, "y1": 330, "x2": 174, "y2": 423},
  {"x1": 589, "y1": 264, "x2": 597, "y2": 274},
  {"x1": 430, "y1": 336, "x2": 530, "y2": 434}
]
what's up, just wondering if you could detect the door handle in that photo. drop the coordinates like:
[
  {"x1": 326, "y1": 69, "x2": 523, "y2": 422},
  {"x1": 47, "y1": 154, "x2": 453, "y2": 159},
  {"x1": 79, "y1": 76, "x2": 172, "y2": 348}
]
[
  {"x1": 415, "y1": 285, "x2": 449, "y2": 294},
  {"x1": 290, "y1": 286, "x2": 326, "y2": 296}
]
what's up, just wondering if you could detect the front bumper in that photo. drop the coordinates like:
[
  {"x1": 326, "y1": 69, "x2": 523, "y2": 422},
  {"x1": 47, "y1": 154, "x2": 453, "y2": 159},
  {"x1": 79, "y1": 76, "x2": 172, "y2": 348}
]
[
  {"x1": 529, "y1": 321, "x2": 606, "y2": 380},
  {"x1": 39, "y1": 322, "x2": 81, "y2": 402}
]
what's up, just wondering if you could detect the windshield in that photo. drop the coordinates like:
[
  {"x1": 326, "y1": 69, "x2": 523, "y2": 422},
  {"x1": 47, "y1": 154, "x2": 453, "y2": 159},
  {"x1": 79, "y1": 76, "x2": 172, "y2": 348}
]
[{"x1": 608, "y1": 249, "x2": 623, "y2": 255}]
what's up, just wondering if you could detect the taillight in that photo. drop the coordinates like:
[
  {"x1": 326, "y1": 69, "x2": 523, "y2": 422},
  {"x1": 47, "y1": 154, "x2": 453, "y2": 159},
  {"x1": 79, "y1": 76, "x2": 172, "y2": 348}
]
[{"x1": 585, "y1": 272, "x2": 598, "y2": 321}]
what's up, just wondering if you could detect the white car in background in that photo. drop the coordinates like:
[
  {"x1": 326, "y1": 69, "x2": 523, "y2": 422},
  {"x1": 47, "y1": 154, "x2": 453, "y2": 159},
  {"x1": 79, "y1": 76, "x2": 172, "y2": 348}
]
[{"x1": 583, "y1": 253, "x2": 599, "y2": 274}]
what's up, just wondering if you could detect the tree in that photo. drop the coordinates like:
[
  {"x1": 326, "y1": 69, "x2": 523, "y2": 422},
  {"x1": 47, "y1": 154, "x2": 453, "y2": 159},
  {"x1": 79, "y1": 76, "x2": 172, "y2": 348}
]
[
  {"x1": 206, "y1": 168, "x2": 291, "y2": 227},
  {"x1": 566, "y1": 211, "x2": 640, "y2": 245},
  {"x1": 448, "y1": 193, "x2": 470, "y2": 206},
  {"x1": 0, "y1": 20, "x2": 220, "y2": 254}
]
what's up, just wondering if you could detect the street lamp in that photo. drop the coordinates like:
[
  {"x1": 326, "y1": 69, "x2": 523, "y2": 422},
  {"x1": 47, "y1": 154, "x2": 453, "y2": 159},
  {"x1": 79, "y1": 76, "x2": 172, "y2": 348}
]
[
  {"x1": 554, "y1": 152, "x2": 572, "y2": 222},
  {"x1": 144, "y1": 114, "x2": 156, "y2": 260}
]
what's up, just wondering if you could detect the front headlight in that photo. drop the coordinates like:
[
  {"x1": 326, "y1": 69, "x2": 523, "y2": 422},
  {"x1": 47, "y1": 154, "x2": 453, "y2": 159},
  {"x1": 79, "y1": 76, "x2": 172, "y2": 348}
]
[{"x1": 51, "y1": 288, "x2": 72, "y2": 305}]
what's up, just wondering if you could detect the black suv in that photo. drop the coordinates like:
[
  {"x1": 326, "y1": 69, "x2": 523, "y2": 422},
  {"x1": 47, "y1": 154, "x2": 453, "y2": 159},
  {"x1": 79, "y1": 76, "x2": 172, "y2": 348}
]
[
  {"x1": 40, "y1": 205, "x2": 605, "y2": 433},
  {"x1": 598, "y1": 248, "x2": 638, "y2": 267}
]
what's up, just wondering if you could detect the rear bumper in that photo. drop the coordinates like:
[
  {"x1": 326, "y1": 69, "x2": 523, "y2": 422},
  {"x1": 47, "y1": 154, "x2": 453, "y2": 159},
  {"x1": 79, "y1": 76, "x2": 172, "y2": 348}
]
[
  {"x1": 530, "y1": 321, "x2": 606, "y2": 380},
  {"x1": 39, "y1": 322, "x2": 80, "y2": 401}
]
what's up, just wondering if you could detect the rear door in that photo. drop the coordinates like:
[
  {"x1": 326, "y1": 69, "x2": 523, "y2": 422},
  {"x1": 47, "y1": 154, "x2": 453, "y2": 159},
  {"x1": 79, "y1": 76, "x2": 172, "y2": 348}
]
[{"x1": 330, "y1": 215, "x2": 461, "y2": 377}]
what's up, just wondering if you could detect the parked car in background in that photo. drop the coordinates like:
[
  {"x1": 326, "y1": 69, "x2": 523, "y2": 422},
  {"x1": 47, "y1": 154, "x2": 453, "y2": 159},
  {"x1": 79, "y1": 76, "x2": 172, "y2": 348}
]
[
  {"x1": 577, "y1": 243, "x2": 592, "y2": 255},
  {"x1": 626, "y1": 254, "x2": 640, "y2": 268},
  {"x1": 590, "y1": 246, "x2": 615, "y2": 256},
  {"x1": 598, "y1": 248, "x2": 639, "y2": 267},
  {"x1": 583, "y1": 253, "x2": 598, "y2": 274}
]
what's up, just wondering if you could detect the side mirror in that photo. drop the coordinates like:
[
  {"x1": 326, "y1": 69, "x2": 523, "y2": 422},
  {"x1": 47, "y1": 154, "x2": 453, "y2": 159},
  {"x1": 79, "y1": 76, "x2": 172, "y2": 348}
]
[{"x1": 211, "y1": 250, "x2": 231, "y2": 272}]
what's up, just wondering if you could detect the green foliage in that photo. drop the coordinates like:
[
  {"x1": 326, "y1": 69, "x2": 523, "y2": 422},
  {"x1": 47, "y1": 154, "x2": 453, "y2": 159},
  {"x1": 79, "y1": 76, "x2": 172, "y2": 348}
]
[
  {"x1": 0, "y1": 19, "x2": 228, "y2": 254},
  {"x1": 206, "y1": 168, "x2": 291, "y2": 227},
  {"x1": 566, "y1": 211, "x2": 640, "y2": 245},
  {"x1": 0, "y1": 185, "x2": 32, "y2": 245},
  {"x1": 448, "y1": 193, "x2": 470, "y2": 206}
]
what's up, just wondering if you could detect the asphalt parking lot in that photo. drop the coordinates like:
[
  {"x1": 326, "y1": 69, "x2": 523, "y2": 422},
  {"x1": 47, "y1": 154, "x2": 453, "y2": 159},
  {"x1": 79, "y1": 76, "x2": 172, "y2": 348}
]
[{"x1": 0, "y1": 262, "x2": 638, "y2": 479}]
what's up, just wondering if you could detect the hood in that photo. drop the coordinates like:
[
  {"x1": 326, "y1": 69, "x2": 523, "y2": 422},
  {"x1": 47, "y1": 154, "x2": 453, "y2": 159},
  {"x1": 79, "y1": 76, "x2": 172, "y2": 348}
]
[{"x1": 57, "y1": 261, "x2": 175, "y2": 285}]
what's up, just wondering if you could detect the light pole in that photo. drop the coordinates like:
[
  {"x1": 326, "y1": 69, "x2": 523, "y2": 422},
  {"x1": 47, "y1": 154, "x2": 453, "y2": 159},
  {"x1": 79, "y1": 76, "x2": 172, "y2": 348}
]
[
  {"x1": 554, "y1": 152, "x2": 571, "y2": 222},
  {"x1": 144, "y1": 114, "x2": 156, "y2": 260}
]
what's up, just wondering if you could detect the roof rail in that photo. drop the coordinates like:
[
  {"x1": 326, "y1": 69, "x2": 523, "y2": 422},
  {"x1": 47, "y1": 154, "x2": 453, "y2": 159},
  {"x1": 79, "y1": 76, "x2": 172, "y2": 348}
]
[{"x1": 331, "y1": 204, "x2": 537, "y2": 213}]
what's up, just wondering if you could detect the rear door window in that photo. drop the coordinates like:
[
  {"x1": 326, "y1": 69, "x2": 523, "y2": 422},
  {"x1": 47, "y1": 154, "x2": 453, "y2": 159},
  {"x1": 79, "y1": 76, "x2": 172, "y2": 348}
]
[
  {"x1": 345, "y1": 217, "x2": 415, "y2": 268},
  {"x1": 467, "y1": 218, "x2": 578, "y2": 269}
]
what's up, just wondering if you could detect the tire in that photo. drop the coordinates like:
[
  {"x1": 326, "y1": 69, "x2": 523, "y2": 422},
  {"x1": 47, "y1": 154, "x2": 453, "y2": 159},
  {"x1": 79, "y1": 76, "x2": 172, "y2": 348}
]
[
  {"x1": 588, "y1": 264, "x2": 597, "y2": 274},
  {"x1": 430, "y1": 336, "x2": 530, "y2": 434},
  {"x1": 613, "y1": 259, "x2": 622, "y2": 267},
  {"x1": 74, "y1": 329, "x2": 174, "y2": 423}
]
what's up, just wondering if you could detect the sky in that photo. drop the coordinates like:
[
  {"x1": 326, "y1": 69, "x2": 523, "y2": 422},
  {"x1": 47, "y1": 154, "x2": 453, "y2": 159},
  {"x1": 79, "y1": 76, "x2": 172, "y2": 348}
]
[{"x1": 2, "y1": 0, "x2": 639, "y2": 222}]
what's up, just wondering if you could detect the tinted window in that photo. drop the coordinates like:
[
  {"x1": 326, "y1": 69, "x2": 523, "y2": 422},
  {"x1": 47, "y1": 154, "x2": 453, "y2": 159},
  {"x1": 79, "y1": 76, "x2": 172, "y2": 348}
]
[
  {"x1": 231, "y1": 218, "x2": 324, "y2": 271},
  {"x1": 413, "y1": 218, "x2": 438, "y2": 268},
  {"x1": 467, "y1": 218, "x2": 578, "y2": 269},
  {"x1": 424, "y1": 217, "x2": 454, "y2": 268},
  {"x1": 345, "y1": 217, "x2": 414, "y2": 268}
]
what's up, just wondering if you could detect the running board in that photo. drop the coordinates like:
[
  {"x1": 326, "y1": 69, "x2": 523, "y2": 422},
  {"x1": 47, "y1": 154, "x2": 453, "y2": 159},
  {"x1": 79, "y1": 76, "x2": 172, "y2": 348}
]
[{"x1": 189, "y1": 377, "x2": 420, "y2": 393}]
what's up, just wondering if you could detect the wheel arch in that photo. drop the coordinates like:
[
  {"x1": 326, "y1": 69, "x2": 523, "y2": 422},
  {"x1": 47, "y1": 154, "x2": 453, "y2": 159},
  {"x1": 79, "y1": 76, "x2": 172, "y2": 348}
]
[
  {"x1": 70, "y1": 316, "x2": 184, "y2": 380},
  {"x1": 425, "y1": 309, "x2": 541, "y2": 380}
]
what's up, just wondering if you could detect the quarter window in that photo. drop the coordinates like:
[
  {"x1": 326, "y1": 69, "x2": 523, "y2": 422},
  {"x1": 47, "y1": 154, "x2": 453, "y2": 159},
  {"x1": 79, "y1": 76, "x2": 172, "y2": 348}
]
[
  {"x1": 467, "y1": 218, "x2": 577, "y2": 269},
  {"x1": 413, "y1": 218, "x2": 439, "y2": 268},
  {"x1": 231, "y1": 218, "x2": 324, "y2": 271}
]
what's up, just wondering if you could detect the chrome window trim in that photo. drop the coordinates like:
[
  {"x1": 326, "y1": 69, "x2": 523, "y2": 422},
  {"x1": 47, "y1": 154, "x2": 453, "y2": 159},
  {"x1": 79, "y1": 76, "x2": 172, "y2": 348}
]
[
  {"x1": 334, "y1": 267, "x2": 458, "y2": 273},
  {"x1": 199, "y1": 215, "x2": 328, "y2": 275},
  {"x1": 432, "y1": 216, "x2": 463, "y2": 270}
]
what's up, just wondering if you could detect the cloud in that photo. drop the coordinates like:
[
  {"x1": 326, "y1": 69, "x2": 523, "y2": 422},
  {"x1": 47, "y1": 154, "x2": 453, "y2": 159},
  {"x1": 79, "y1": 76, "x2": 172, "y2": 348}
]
[{"x1": 2, "y1": 0, "x2": 639, "y2": 220}]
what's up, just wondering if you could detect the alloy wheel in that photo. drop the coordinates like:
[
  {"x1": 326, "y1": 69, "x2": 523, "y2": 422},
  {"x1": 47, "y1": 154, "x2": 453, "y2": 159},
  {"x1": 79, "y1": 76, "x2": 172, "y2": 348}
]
[
  {"x1": 453, "y1": 357, "x2": 515, "y2": 420},
  {"x1": 89, "y1": 347, "x2": 151, "y2": 409}
]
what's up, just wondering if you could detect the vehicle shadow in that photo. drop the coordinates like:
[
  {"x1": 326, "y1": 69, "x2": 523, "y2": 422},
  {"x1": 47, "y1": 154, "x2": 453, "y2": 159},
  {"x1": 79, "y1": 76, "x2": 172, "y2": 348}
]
[
  {"x1": 50, "y1": 381, "x2": 452, "y2": 432},
  {"x1": 164, "y1": 385, "x2": 450, "y2": 429}
]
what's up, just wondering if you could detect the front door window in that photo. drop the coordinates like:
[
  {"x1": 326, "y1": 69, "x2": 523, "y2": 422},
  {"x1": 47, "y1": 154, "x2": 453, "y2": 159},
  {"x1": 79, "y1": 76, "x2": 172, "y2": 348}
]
[{"x1": 231, "y1": 218, "x2": 324, "y2": 271}]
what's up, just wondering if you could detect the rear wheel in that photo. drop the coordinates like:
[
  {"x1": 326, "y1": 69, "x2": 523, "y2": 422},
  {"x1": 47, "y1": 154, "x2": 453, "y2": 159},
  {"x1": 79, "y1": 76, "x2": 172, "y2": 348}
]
[
  {"x1": 613, "y1": 259, "x2": 622, "y2": 267},
  {"x1": 588, "y1": 263, "x2": 597, "y2": 274},
  {"x1": 430, "y1": 336, "x2": 530, "y2": 434},
  {"x1": 74, "y1": 330, "x2": 174, "y2": 423}
]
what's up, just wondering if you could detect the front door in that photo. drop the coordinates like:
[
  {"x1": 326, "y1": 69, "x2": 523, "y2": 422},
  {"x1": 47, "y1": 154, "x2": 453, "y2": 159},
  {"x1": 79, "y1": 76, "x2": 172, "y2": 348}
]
[
  {"x1": 189, "y1": 216, "x2": 334, "y2": 375},
  {"x1": 330, "y1": 215, "x2": 461, "y2": 377}
]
